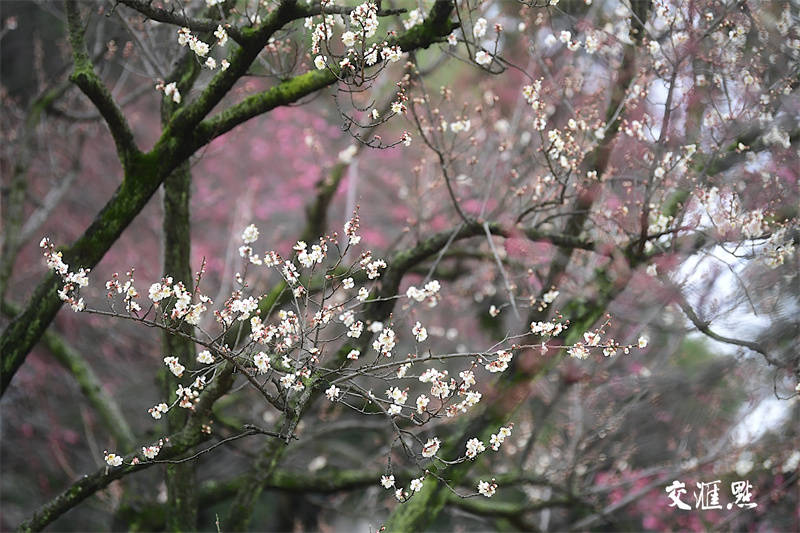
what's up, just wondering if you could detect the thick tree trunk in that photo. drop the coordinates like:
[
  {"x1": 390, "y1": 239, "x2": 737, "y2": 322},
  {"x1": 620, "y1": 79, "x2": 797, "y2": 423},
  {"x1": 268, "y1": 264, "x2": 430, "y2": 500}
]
[{"x1": 161, "y1": 162, "x2": 199, "y2": 531}]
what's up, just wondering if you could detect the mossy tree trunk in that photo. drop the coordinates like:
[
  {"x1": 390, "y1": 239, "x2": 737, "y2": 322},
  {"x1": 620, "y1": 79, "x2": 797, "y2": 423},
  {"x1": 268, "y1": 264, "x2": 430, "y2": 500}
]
[{"x1": 161, "y1": 161, "x2": 199, "y2": 531}]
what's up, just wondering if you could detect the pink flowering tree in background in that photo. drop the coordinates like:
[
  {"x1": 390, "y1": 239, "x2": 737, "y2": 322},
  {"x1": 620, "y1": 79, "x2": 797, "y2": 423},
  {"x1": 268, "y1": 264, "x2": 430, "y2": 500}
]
[{"x1": 1, "y1": 0, "x2": 798, "y2": 531}]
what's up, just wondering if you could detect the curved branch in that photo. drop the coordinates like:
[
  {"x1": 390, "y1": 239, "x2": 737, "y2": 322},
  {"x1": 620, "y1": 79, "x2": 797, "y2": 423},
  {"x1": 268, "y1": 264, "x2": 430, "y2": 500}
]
[
  {"x1": 0, "y1": 2, "x2": 460, "y2": 395},
  {"x1": 675, "y1": 291, "x2": 783, "y2": 368},
  {"x1": 16, "y1": 362, "x2": 236, "y2": 532},
  {"x1": 192, "y1": 1, "x2": 457, "y2": 148},
  {"x1": 118, "y1": 0, "x2": 246, "y2": 44},
  {"x1": 65, "y1": 0, "x2": 140, "y2": 168},
  {"x1": 1, "y1": 301, "x2": 136, "y2": 452}
]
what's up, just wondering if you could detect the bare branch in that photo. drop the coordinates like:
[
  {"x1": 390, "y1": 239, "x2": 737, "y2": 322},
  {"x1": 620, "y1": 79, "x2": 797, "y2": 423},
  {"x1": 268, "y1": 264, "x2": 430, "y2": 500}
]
[
  {"x1": 675, "y1": 289, "x2": 783, "y2": 368},
  {"x1": 64, "y1": 0, "x2": 140, "y2": 168},
  {"x1": 1, "y1": 300, "x2": 136, "y2": 452}
]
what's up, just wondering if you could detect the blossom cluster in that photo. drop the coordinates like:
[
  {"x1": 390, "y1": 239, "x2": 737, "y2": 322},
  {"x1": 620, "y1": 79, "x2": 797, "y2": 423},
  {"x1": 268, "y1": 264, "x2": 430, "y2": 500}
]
[
  {"x1": 146, "y1": 276, "x2": 211, "y2": 326},
  {"x1": 40, "y1": 237, "x2": 89, "y2": 312},
  {"x1": 176, "y1": 25, "x2": 229, "y2": 70},
  {"x1": 405, "y1": 280, "x2": 441, "y2": 307},
  {"x1": 42, "y1": 214, "x2": 661, "y2": 508},
  {"x1": 310, "y1": 1, "x2": 403, "y2": 75}
]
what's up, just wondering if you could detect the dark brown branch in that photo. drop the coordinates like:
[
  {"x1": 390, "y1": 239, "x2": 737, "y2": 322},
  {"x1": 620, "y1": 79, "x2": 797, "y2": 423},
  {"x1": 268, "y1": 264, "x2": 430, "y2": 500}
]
[{"x1": 118, "y1": 0, "x2": 246, "y2": 44}]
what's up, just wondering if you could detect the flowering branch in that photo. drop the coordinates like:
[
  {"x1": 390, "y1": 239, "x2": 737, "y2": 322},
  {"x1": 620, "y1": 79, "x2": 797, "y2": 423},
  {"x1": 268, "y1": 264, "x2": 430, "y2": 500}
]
[
  {"x1": 17, "y1": 362, "x2": 237, "y2": 532},
  {"x1": 192, "y1": 1, "x2": 457, "y2": 148},
  {"x1": 118, "y1": 0, "x2": 247, "y2": 44},
  {"x1": 216, "y1": 218, "x2": 514, "y2": 529},
  {"x1": 380, "y1": 8, "x2": 657, "y2": 512},
  {"x1": 0, "y1": 0, "x2": 463, "y2": 396}
]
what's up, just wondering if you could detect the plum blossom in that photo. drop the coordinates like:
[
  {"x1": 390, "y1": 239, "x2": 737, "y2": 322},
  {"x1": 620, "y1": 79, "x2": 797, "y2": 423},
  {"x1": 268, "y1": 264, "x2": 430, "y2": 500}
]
[
  {"x1": 142, "y1": 445, "x2": 161, "y2": 460},
  {"x1": 148, "y1": 403, "x2": 168, "y2": 419},
  {"x1": 403, "y1": 9, "x2": 423, "y2": 30},
  {"x1": 164, "y1": 82, "x2": 181, "y2": 104},
  {"x1": 197, "y1": 350, "x2": 214, "y2": 364},
  {"x1": 373, "y1": 327, "x2": 396, "y2": 356},
  {"x1": 473, "y1": 18, "x2": 487, "y2": 38},
  {"x1": 241, "y1": 224, "x2": 259, "y2": 244},
  {"x1": 104, "y1": 451, "x2": 124, "y2": 467},
  {"x1": 475, "y1": 50, "x2": 492, "y2": 66},
  {"x1": 416, "y1": 394, "x2": 430, "y2": 413},
  {"x1": 382, "y1": 45, "x2": 402, "y2": 63},
  {"x1": 254, "y1": 352, "x2": 271, "y2": 373},
  {"x1": 214, "y1": 25, "x2": 227, "y2": 46},
  {"x1": 325, "y1": 385, "x2": 340, "y2": 401},
  {"x1": 421, "y1": 437, "x2": 441, "y2": 458},
  {"x1": 366, "y1": 259, "x2": 387, "y2": 279},
  {"x1": 568, "y1": 344, "x2": 590, "y2": 360},
  {"x1": 490, "y1": 425, "x2": 513, "y2": 451},
  {"x1": 478, "y1": 479, "x2": 497, "y2": 497},
  {"x1": 466, "y1": 438, "x2": 486, "y2": 459},
  {"x1": 386, "y1": 386, "x2": 407, "y2": 405},
  {"x1": 412, "y1": 321, "x2": 428, "y2": 342},
  {"x1": 543, "y1": 289, "x2": 559, "y2": 304},
  {"x1": 341, "y1": 31, "x2": 356, "y2": 48},
  {"x1": 163, "y1": 356, "x2": 185, "y2": 377}
]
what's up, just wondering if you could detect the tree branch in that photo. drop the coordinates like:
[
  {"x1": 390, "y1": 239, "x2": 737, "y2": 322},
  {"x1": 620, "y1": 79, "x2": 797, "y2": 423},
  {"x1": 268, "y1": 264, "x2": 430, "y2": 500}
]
[
  {"x1": 1, "y1": 301, "x2": 136, "y2": 452},
  {"x1": 118, "y1": 0, "x2": 246, "y2": 44},
  {"x1": 675, "y1": 289, "x2": 783, "y2": 368},
  {"x1": 64, "y1": 0, "x2": 140, "y2": 168},
  {"x1": 161, "y1": 162, "x2": 199, "y2": 529},
  {"x1": 191, "y1": 0, "x2": 457, "y2": 147},
  {"x1": 0, "y1": 1, "x2": 459, "y2": 395},
  {"x1": 17, "y1": 361, "x2": 236, "y2": 532},
  {"x1": 223, "y1": 222, "x2": 494, "y2": 530}
]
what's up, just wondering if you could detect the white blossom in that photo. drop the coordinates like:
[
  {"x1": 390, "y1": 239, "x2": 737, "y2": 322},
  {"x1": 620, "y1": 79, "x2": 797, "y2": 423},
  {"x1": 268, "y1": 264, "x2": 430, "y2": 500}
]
[
  {"x1": 421, "y1": 437, "x2": 441, "y2": 458},
  {"x1": 477, "y1": 479, "x2": 497, "y2": 497},
  {"x1": 104, "y1": 451, "x2": 123, "y2": 467},
  {"x1": 197, "y1": 350, "x2": 214, "y2": 364},
  {"x1": 325, "y1": 384, "x2": 340, "y2": 401},
  {"x1": 466, "y1": 438, "x2": 486, "y2": 459},
  {"x1": 475, "y1": 50, "x2": 492, "y2": 66},
  {"x1": 473, "y1": 18, "x2": 487, "y2": 38}
]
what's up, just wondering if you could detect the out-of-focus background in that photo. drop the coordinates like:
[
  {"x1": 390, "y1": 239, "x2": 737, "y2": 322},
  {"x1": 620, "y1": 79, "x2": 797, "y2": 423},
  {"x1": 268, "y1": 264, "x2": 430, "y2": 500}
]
[{"x1": 1, "y1": 0, "x2": 798, "y2": 531}]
